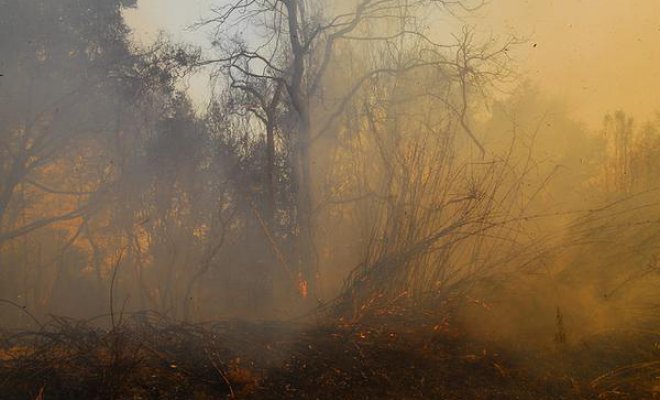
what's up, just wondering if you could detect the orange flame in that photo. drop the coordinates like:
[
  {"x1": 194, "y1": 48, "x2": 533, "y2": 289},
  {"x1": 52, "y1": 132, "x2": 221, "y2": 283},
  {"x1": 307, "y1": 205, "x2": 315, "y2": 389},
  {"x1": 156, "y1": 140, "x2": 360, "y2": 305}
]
[{"x1": 297, "y1": 274, "x2": 308, "y2": 299}]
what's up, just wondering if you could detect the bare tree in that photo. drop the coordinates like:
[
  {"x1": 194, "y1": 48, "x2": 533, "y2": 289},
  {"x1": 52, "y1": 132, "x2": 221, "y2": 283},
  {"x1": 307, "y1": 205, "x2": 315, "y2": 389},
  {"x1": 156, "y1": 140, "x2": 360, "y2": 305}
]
[{"x1": 198, "y1": 0, "x2": 509, "y2": 303}]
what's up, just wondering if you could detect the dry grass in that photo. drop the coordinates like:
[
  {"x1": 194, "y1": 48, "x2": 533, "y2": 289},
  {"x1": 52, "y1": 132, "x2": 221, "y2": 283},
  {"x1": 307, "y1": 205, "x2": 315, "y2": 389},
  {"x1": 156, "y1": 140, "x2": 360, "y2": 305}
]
[{"x1": 0, "y1": 308, "x2": 655, "y2": 399}]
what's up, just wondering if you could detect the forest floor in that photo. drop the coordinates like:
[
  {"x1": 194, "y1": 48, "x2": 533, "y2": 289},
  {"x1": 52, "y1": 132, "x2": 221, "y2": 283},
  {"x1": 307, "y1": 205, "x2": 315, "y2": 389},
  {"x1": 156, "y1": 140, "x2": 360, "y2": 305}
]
[{"x1": 0, "y1": 310, "x2": 657, "y2": 400}]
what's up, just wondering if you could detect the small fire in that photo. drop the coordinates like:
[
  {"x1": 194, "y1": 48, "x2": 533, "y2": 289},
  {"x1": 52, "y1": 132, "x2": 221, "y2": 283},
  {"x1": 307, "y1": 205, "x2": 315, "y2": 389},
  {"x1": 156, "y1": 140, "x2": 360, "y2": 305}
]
[{"x1": 297, "y1": 274, "x2": 308, "y2": 299}]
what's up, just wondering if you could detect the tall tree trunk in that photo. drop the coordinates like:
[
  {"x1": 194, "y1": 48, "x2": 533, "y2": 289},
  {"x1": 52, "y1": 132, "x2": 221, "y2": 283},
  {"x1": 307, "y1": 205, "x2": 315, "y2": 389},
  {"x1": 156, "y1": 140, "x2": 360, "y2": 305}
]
[
  {"x1": 265, "y1": 120, "x2": 277, "y2": 225},
  {"x1": 284, "y1": 0, "x2": 318, "y2": 302},
  {"x1": 294, "y1": 121, "x2": 317, "y2": 302}
]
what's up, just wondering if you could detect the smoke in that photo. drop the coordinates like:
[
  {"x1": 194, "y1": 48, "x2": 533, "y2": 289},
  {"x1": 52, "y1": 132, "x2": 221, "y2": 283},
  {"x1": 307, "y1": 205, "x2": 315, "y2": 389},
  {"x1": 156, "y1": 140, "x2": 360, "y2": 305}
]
[{"x1": 0, "y1": 1, "x2": 658, "y2": 371}]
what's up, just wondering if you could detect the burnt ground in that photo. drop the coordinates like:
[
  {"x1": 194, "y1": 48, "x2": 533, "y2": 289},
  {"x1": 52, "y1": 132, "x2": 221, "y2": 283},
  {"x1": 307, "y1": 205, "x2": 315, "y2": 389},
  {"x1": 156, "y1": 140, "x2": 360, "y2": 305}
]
[{"x1": 0, "y1": 312, "x2": 657, "y2": 400}]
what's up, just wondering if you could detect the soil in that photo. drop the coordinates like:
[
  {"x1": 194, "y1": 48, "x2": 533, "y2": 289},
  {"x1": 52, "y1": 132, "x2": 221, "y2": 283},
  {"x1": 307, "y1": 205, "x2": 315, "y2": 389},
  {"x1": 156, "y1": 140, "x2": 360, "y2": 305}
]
[{"x1": 0, "y1": 313, "x2": 656, "y2": 399}]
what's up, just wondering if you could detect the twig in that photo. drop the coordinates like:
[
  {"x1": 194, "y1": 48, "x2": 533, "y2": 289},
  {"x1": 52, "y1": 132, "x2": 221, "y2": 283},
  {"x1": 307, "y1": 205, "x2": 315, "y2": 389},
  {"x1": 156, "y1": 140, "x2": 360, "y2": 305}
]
[
  {"x1": 109, "y1": 249, "x2": 125, "y2": 330},
  {"x1": 205, "y1": 348, "x2": 236, "y2": 399},
  {"x1": 0, "y1": 299, "x2": 42, "y2": 329}
]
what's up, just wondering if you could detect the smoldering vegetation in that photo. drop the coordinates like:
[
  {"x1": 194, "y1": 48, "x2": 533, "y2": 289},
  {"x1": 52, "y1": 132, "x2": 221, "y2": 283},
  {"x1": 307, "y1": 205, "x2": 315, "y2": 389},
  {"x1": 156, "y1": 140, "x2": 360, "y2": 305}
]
[{"x1": 0, "y1": 0, "x2": 658, "y2": 398}]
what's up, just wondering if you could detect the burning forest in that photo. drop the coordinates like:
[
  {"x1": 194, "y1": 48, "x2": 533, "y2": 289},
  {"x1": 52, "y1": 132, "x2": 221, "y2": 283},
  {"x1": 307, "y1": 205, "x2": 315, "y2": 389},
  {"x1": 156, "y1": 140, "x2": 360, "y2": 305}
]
[{"x1": 0, "y1": 0, "x2": 658, "y2": 398}]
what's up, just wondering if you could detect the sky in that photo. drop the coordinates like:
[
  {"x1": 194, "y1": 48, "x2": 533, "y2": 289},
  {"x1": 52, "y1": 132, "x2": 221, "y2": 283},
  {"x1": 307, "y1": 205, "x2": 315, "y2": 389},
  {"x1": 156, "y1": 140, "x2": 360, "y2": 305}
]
[
  {"x1": 472, "y1": 0, "x2": 660, "y2": 127},
  {"x1": 123, "y1": 0, "x2": 218, "y2": 107},
  {"x1": 124, "y1": 0, "x2": 660, "y2": 128},
  {"x1": 123, "y1": 0, "x2": 216, "y2": 45}
]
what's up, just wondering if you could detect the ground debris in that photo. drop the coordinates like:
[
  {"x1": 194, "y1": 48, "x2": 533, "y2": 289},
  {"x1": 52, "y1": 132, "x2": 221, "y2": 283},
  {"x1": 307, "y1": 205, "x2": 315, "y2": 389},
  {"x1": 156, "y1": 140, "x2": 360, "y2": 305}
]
[{"x1": 0, "y1": 312, "x2": 654, "y2": 399}]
